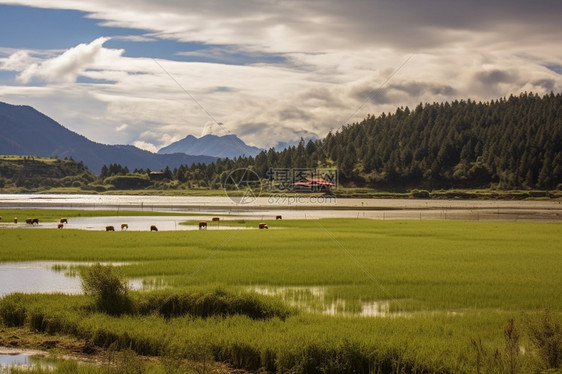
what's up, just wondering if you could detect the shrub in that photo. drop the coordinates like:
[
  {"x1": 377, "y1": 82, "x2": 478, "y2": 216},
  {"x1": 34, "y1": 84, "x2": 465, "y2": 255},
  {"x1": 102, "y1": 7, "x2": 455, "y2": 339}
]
[{"x1": 81, "y1": 264, "x2": 132, "y2": 315}]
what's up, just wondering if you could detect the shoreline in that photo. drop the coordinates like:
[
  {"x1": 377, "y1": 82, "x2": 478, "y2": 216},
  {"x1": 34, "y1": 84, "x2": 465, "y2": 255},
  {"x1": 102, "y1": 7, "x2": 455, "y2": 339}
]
[{"x1": 0, "y1": 194, "x2": 561, "y2": 222}]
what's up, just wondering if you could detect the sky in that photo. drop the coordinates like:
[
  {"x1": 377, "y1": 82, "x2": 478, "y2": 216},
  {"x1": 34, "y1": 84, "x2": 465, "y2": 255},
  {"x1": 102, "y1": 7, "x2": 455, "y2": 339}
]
[{"x1": 0, "y1": 0, "x2": 561, "y2": 152}]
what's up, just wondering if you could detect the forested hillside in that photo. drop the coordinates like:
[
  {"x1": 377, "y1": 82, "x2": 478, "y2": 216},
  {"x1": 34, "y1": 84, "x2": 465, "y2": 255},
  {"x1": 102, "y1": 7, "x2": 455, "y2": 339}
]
[
  {"x1": 318, "y1": 92, "x2": 562, "y2": 189},
  {"x1": 0, "y1": 156, "x2": 95, "y2": 189},
  {"x1": 250, "y1": 92, "x2": 561, "y2": 190}
]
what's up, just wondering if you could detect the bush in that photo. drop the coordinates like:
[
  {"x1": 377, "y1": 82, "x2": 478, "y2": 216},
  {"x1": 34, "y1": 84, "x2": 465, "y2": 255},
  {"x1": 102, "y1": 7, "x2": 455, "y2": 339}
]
[{"x1": 81, "y1": 264, "x2": 132, "y2": 315}]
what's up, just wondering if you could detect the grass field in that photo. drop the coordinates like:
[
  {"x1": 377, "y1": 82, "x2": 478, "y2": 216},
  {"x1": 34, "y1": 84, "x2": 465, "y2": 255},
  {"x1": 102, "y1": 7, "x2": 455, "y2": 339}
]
[{"x1": 1, "y1": 212, "x2": 561, "y2": 373}]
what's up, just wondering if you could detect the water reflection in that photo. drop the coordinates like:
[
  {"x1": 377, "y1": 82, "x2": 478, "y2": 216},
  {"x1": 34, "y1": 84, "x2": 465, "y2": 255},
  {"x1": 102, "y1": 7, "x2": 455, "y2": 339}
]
[
  {"x1": 0, "y1": 353, "x2": 55, "y2": 373},
  {"x1": 252, "y1": 286, "x2": 398, "y2": 317},
  {"x1": 0, "y1": 262, "x2": 144, "y2": 297}
]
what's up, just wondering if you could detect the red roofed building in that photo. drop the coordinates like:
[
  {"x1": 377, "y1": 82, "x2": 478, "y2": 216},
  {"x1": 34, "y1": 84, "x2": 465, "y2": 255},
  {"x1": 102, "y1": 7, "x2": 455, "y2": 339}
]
[{"x1": 290, "y1": 177, "x2": 335, "y2": 192}]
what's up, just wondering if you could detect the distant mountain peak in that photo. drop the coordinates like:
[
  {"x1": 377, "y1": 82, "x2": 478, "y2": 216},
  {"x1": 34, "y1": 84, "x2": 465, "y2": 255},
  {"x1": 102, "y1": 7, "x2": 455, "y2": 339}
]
[{"x1": 158, "y1": 133, "x2": 263, "y2": 159}]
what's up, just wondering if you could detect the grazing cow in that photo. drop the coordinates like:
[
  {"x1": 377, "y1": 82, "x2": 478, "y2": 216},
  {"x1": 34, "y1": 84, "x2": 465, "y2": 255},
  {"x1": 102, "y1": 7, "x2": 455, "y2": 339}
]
[
  {"x1": 276, "y1": 215, "x2": 282, "y2": 220},
  {"x1": 106, "y1": 226, "x2": 115, "y2": 231},
  {"x1": 57, "y1": 223, "x2": 64, "y2": 229},
  {"x1": 60, "y1": 218, "x2": 68, "y2": 224},
  {"x1": 259, "y1": 223, "x2": 269, "y2": 229},
  {"x1": 212, "y1": 217, "x2": 220, "y2": 222},
  {"x1": 121, "y1": 223, "x2": 128, "y2": 230},
  {"x1": 199, "y1": 221, "x2": 207, "y2": 230},
  {"x1": 150, "y1": 225, "x2": 158, "y2": 232},
  {"x1": 0, "y1": 216, "x2": 2, "y2": 221},
  {"x1": 32, "y1": 218, "x2": 39, "y2": 225},
  {"x1": 26, "y1": 218, "x2": 32, "y2": 224}
]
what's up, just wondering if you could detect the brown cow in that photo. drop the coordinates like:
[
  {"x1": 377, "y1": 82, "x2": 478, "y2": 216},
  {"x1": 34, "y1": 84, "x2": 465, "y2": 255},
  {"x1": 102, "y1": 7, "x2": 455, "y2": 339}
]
[
  {"x1": 199, "y1": 221, "x2": 207, "y2": 230},
  {"x1": 106, "y1": 226, "x2": 115, "y2": 231},
  {"x1": 259, "y1": 223, "x2": 268, "y2": 229},
  {"x1": 276, "y1": 215, "x2": 282, "y2": 220},
  {"x1": 14, "y1": 217, "x2": 18, "y2": 224},
  {"x1": 26, "y1": 218, "x2": 32, "y2": 224},
  {"x1": 212, "y1": 217, "x2": 220, "y2": 222},
  {"x1": 121, "y1": 223, "x2": 128, "y2": 230},
  {"x1": 150, "y1": 225, "x2": 158, "y2": 232},
  {"x1": 60, "y1": 218, "x2": 68, "y2": 224},
  {"x1": 58, "y1": 223, "x2": 64, "y2": 229}
]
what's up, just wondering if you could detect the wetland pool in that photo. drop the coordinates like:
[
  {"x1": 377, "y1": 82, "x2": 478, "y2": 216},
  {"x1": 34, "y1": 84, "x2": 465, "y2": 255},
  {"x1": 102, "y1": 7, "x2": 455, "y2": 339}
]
[
  {"x1": 0, "y1": 352, "x2": 55, "y2": 373},
  {"x1": 252, "y1": 286, "x2": 403, "y2": 317},
  {"x1": 0, "y1": 261, "x2": 144, "y2": 297}
]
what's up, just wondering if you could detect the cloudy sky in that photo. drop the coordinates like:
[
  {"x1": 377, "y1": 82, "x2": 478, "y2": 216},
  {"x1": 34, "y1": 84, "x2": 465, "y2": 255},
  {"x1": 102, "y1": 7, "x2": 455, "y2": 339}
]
[{"x1": 0, "y1": 0, "x2": 560, "y2": 151}]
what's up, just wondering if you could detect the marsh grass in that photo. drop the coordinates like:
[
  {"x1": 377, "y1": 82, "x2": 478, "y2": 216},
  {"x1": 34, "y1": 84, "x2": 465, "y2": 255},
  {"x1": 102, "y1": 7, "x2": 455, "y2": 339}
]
[
  {"x1": 134, "y1": 287, "x2": 295, "y2": 320},
  {"x1": 1, "y1": 218, "x2": 561, "y2": 373}
]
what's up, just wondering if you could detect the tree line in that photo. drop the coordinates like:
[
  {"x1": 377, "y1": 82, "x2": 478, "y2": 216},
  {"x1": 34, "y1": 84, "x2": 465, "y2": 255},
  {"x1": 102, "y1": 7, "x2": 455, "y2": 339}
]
[
  {"x1": 2, "y1": 92, "x2": 560, "y2": 192},
  {"x1": 319, "y1": 91, "x2": 562, "y2": 190},
  {"x1": 100, "y1": 92, "x2": 561, "y2": 191}
]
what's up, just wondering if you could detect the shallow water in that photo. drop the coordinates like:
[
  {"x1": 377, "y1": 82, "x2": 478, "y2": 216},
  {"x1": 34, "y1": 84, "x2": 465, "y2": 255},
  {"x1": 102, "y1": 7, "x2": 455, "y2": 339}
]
[
  {"x1": 0, "y1": 215, "x2": 261, "y2": 231},
  {"x1": 252, "y1": 286, "x2": 400, "y2": 317},
  {"x1": 0, "y1": 353, "x2": 54, "y2": 373},
  {"x1": 49, "y1": 215, "x2": 244, "y2": 231},
  {"x1": 0, "y1": 262, "x2": 143, "y2": 297}
]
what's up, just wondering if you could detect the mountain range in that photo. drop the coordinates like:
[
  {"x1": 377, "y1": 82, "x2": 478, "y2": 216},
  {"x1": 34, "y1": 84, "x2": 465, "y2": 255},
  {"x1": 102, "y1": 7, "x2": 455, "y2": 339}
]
[
  {"x1": 0, "y1": 102, "x2": 217, "y2": 173},
  {"x1": 158, "y1": 134, "x2": 263, "y2": 159}
]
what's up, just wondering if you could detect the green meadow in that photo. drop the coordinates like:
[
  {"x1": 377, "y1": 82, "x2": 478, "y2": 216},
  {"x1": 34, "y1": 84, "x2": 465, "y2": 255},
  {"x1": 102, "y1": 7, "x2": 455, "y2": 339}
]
[{"x1": 1, "y1": 213, "x2": 561, "y2": 373}]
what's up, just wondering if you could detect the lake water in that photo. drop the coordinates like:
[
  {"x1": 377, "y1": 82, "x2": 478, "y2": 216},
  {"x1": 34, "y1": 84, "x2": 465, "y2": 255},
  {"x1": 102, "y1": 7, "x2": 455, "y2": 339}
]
[
  {"x1": 0, "y1": 262, "x2": 143, "y2": 298},
  {"x1": 0, "y1": 194, "x2": 560, "y2": 222}
]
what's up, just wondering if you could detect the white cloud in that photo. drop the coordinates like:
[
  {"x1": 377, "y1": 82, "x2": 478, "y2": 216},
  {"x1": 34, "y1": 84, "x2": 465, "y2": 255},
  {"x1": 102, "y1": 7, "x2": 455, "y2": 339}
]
[
  {"x1": 15, "y1": 37, "x2": 121, "y2": 83},
  {"x1": 3, "y1": 0, "x2": 560, "y2": 53},
  {"x1": 133, "y1": 140, "x2": 158, "y2": 153},
  {"x1": 0, "y1": 0, "x2": 561, "y2": 150},
  {"x1": 1, "y1": 50, "x2": 33, "y2": 71}
]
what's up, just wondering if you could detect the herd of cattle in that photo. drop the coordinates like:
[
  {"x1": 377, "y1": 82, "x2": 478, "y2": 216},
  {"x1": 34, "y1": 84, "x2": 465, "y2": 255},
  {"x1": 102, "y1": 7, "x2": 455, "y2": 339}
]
[{"x1": 1, "y1": 215, "x2": 282, "y2": 231}]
